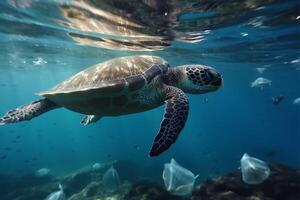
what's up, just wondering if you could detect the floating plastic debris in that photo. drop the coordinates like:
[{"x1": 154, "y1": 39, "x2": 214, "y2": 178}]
[
  {"x1": 251, "y1": 77, "x2": 272, "y2": 89},
  {"x1": 290, "y1": 59, "x2": 300, "y2": 64},
  {"x1": 240, "y1": 153, "x2": 270, "y2": 184},
  {"x1": 92, "y1": 162, "x2": 103, "y2": 170},
  {"x1": 44, "y1": 184, "x2": 65, "y2": 200},
  {"x1": 255, "y1": 6, "x2": 266, "y2": 11},
  {"x1": 35, "y1": 168, "x2": 50, "y2": 177},
  {"x1": 248, "y1": 16, "x2": 266, "y2": 28},
  {"x1": 162, "y1": 158, "x2": 198, "y2": 196},
  {"x1": 293, "y1": 97, "x2": 300, "y2": 105},
  {"x1": 102, "y1": 166, "x2": 120, "y2": 192},
  {"x1": 33, "y1": 57, "x2": 47, "y2": 65},
  {"x1": 256, "y1": 67, "x2": 266, "y2": 74}
]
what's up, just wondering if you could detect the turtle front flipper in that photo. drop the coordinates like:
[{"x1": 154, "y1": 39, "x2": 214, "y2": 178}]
[
  {"x1": 0, "y1": 98, "x2": 59, "y2": 125},
  {"x1": 149, "y1": 86, "x2": 189, "y2": 157},
  {"x1": 80, "y1": 115, "x2": 102, "y2": 125}
]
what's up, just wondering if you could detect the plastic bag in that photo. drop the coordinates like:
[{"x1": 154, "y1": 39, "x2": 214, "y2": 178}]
[
  {"x1": 162, "y1": 158, "x2": 198, "y2": 196},
  {"x1": 240, "y1": 153, "x2": 270, "y2": 184},
  {"x1": 44, "y1": 184, "x2": 65, "y2": 200},
  {"x1": 92, "y1": 163, "x2": 103, "y2": 170},
  {"x1": 102, "y1": 166, "x2": 120, "y2": 192},
  {"x1": 35, "y1": 168, "x2": 50, "y2": 177}
]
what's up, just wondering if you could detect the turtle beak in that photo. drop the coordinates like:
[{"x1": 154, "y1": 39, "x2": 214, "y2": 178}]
[
  {"x1": 206, "y1": 68, "x2": 219, "y2": 79},
  {"x1": 206, "y1": 68, "x2": 223, "y2": 87},
  {"x1": 214, "y1": 75, "x2": 224, "y2": 87},
  {"x1": 211, "y1": 76, "x2": 223, "y2": 87}
]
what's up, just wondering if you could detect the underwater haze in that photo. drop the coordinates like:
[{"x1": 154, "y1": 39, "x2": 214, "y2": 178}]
[{"x1": 0, "y1": 0, "x2": 299, "y2": 199}]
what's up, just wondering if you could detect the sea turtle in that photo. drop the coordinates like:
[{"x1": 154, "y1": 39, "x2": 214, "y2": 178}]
[{"x1": 0, "y1": 55, "x2": 223, "y2": 156}]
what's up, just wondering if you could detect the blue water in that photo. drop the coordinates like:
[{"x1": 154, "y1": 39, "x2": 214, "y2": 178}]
[{"x1": 0, "y1": 0, "x2": 299, "y2": 187}]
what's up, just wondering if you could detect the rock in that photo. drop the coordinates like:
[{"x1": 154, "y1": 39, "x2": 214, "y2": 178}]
[
  {"x1": 114, "y1": 160, "x2": 141, "y2": 182},
  {"x1": 0, "y1": 173, "x2": 57, "y2": 200},
  {"x1": 85, "y1": 182, "x2": 101, "y2": 197},
  {"x1": 124, "y1": 181, "x2": 183, "y2": 200},
  {"x1": 68, "y1": 181, "x2": 129, "y2": 200},
  {"x1": 62, "y1": 168, "x2": 103, "y2": 196},
  {"x1": 114, "y1": 160, "x2": 163, "y2": 182},
  {"x1": 20, "y1": 173, "x2": 54, "y2": 187},
  {"x1": 68, "y1": 181, "x2": 103, "y2": 200},
  {"x1": 10, "y1": 182, "x2": 60, "y2": 200},
  {"x1": 0, "y1": 161, "x2": 115, "y2": 200},
  {"x1": 192, "y1": 164, "x2": 300, "y2": 200}
]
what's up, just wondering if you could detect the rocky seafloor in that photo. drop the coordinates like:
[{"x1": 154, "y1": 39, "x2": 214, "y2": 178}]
[{"x1": 0, "y1": 161, "x2": 299, "y2": 200}]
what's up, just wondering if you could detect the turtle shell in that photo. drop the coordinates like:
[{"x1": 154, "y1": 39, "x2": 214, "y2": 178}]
[{"x1": 38, "y1": 55, "x2": 169, "y2": 114}]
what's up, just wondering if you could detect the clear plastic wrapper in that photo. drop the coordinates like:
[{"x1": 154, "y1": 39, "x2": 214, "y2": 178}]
[
  {"x1": 44, "y1": 184, "x2": 65, "y2": 200},
  {"x1": 240, "y1": 153, "x2": 270, "y2": 184},
  {"x1": 163, "y1": 158, "x2": 198, "y2": 196},
  {"x1": 102, "y1": 166, "x2": 120, "y2": 192}
]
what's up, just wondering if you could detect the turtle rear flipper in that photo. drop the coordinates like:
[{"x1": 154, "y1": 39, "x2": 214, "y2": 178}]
[
  {"x1": 0, "y1": 98, "x2": 59, "y2": 125},
  {"x1": 149, "y1": 86, "x2": 189, "y2": 156},
  {"x1": 80, "y1": 115, "x2": 102, "y2": 125}
]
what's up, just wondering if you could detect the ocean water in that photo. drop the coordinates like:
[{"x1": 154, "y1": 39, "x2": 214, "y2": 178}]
[{"x1": 0, "y1": 0, "x2": 299, "y2": 199}]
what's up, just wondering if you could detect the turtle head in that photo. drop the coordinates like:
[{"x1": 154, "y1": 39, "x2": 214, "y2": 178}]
[{"x1": 171, "y1": 65, "x2": 223, "y2": 94}]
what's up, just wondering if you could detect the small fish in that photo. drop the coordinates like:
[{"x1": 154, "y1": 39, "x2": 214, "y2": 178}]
[
  {"x1": 16, "y1": 148, "x2": 22, "y2": 153},
  {"x1": 0, "y1": 155, "x2": 7, "y2": 160},
  {"x1": 202, "y1": 150, "x2": 210, "y2": 156},
  {"x1": 4, "y1": 147, "x2": 12, "y2": 151},
  {"x1": 134, "y1": 144, "x2": 140, "y2": 150},
  {"x1": 251, "y1": 77, "x2": 272, "y2": 89},
  {"x1": 293, "y1": 97, "x2": 300, "y2": 105},
  {"x1": 108, "y1": 135, "x2": 115, "y2": 139},
  {"x1": 204, "y1": 98, "x2": 209, "y2": 103},
  {"x1": 272, "y1": 95, "x2": 284, "y2": 105},
  {"x1": 33, "y1": 57, "x2": 47, "y2": 66},
  {"x1": 266, "y1": 151, "x2": 275, "y2": 156},
  {"x1": 24, "y1": 159, "x2": 30, "y2": 163}
]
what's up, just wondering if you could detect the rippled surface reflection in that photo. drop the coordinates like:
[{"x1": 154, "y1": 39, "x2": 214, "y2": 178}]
[
  {"x1": 0, "y1": 0, "x2": 300, "y2": 69},
  {"x1": 2, "y1": 0, "x2": 299, "y2": 54}
]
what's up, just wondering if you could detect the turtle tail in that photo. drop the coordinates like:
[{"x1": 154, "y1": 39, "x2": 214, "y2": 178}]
[{"x1": 0, "y1": 98, "x2": 59, "y2": 125}]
